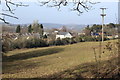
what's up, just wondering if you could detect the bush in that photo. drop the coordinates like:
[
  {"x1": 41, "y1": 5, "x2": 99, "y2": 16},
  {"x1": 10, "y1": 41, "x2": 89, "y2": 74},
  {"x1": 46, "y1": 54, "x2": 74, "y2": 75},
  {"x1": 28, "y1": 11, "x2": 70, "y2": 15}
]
[
  {"x1": 2, "y1": 35, "x2": 110, "y2": 53},
  {"x1": 2, "y1": 37, "x2": 48, "y2": 52},
  {"x1": 69, "y1": 37, "x2": 77, "y2": 44},
  {"x1": 48, "y1": 40, "x2": 55, "y2": 46},
  {"x1": 25, "y1": 38, "x2": 48, "y2": 48},
  {"x1": 55, "y1": 38, "x2": 64, "y2": 46},
  {"x1": 94, "y1": 36, "x2": 109, "y2": 41},
  {"x1": 2, "y1": 38, "x2": 13, "y2": 52},
  {"x1": 81, "y1": 36, "x2": 95, "y2": 42},
  {"x1": 12, "y1": 37, "x2": 30, "y2": 49},
  {"x1": 74, "y1": 36, "x2": 82, "y2": 42},
  {"x1": 62, "y1": 38, "x2": 70, "y2": 45},
  {"x1": 25, "y1": 38, "x2": 35, "y2": 48}
]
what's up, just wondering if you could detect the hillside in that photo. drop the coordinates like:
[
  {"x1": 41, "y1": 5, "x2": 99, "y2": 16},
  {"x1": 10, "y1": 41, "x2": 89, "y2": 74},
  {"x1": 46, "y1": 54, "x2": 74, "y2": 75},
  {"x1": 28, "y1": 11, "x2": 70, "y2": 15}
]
[
  {"x1": 1, "y1": 23, "x2": 86, "y2": 33},
  {"x1": 42, "y1": 23, "x2": 86, "y2": 32},
  {"x1": 2, "y1": 40, "x2": 119, "y2": 79}
]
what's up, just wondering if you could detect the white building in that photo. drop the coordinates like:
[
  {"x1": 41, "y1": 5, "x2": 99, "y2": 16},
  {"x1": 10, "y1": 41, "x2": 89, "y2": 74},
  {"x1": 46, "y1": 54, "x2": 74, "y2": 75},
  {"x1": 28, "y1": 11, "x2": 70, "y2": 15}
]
[
  {"x1": 56, "y1": 32, "x2": 73, "y2": 39},
  {"x1": 43, "y1": 32, "x2": 49, "y2": 36},
  {"x1": 114, "y1": 35, "x2": 118, "y2": 39}
]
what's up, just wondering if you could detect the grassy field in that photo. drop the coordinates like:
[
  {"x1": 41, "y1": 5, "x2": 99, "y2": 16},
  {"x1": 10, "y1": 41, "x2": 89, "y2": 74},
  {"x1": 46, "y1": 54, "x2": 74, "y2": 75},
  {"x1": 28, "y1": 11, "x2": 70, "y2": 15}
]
[{"x1": 2, "y1": 40, "x2": 118, "y2": 78}]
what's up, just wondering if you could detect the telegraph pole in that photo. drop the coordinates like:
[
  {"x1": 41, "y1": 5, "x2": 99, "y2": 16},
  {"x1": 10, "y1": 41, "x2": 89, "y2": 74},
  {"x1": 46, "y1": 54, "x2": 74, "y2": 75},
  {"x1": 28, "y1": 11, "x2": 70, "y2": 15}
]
[{"x1": 100, "y1": 8, "x2": 106, "y2": 42}]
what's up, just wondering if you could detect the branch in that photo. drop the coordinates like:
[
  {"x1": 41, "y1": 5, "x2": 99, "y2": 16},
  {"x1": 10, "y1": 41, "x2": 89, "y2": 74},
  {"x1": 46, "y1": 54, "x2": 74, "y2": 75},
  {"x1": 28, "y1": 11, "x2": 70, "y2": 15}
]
[
  {"x1": 48, "y1": 1, "x2": 63, "y2": 10},
  {"x1": 38, "y1": 0, "x2": 99, "y2": 15},
  {"x1": 89, "y1": 1, "x2": 100, "y2": 4},
  {"x1": 0, "y1": 18, "x2": 9, "y2": 24},
  {"x1": 0, "y1": 13, "x2": 18, "y2": 19},
  {"x1": 1, "y1": 0, "x2": 28, "y2": 24},
  {"x1": 4, "y1": 0, "x2": 28, "y2": 14},
  {"x1": 7, "y1": 1, "x2": 29, "y2": 7},
  {"x1": 71, "y1": 2, "x2": 84, "y2": 14},
  {"x1": 38, "y1": 0, "x2": 68, "y2": 10},
  {"x1": 0, "y1": 13, "x2": 18, "y2": 24},
  {"x1": 39, "y1": 0, "x2": 51, "y2": 6},
  {"x1": 5, "y1": 0, "x2": 14, "y2": 14}
]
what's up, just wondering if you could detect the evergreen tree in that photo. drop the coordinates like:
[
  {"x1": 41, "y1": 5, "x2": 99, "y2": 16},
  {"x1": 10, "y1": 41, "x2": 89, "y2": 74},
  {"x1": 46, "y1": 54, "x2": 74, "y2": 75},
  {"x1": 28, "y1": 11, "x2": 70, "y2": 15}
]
[
  {"x1": 28, "y1": 24, "x2": 32, "y2": 33},
  {"x1": 40, "y1": 24, "x2": 43, "y2": 29},
  {"x1": 43, "y1": 34, "x2": 47, "y2": 39},
  {"x1": 108, "y1": 23, "x2": 116, "y2": 28},
  {"x1": 39, "y1": 24, "x2": 44, "y2": 36},
  {"x1": 16, "y1": 25, "x2": 21, "y2": 33}
]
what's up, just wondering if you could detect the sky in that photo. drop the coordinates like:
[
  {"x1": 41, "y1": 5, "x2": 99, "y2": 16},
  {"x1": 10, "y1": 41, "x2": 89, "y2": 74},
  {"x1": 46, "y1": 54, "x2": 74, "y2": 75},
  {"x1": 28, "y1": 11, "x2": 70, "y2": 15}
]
[{"x1": 2, "y1": 0, "x2": 118, "y2": 25}]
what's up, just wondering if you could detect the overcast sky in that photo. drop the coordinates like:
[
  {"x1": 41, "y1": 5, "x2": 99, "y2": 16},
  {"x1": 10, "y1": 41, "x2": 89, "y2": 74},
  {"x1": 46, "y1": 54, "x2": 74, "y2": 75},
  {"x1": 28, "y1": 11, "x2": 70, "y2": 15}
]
[{"x1": 2, "y1": 1, "x2": 118, "y2": 24}]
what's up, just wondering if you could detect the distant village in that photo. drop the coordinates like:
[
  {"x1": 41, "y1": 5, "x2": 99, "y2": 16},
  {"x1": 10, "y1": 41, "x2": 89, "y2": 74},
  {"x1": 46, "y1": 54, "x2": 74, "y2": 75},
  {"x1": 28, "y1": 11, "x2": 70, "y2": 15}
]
[
  {"x1": 1, "y1": 21, "x2": 119, "y2": 52},
  {"x1": 2, "y1": 24, "x2": 76, "y2": 40},
  {"x1": 2, "y1": 22, "x2": 119, "y2": 41}
]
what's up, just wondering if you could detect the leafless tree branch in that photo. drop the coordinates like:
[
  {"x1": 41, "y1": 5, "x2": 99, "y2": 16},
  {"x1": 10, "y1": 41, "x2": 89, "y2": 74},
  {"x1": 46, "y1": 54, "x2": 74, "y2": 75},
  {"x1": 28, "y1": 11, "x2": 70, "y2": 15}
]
[
  {"x1": 4, "y1": 0, "x2": 28, "y2": 14},
  {"x1": 0, "y1": 0, "x2": 98, "y2": 24},
  {"x1": 0, "y1": 0, "x2": 28, "y2": 24},
  {"x1": 5, "y1": 0, "x2": 14, "y2": 14},
  {"x1": 38, "y1": 0, "x2": 98, "y2": 15},
  {"x1": 0, "y1": 18, "x2": 9, "y2": 24},
  {"x1": 39, "y1": 0, "x2": 68, "y2": 10},
  {"x1": 0, "y1": 13, "x2": 18, "y2": 19}
]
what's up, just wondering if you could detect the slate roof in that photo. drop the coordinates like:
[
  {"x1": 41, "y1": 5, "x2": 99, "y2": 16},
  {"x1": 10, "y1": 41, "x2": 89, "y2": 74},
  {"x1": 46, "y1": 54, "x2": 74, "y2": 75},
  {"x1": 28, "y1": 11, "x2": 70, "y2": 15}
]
[{"x1": 58, "y1": 32, "x2": 70, "y2": 35}]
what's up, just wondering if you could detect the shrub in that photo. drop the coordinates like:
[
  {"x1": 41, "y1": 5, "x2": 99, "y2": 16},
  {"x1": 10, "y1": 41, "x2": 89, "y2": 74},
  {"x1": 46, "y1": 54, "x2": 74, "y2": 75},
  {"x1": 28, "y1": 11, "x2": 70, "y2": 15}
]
[
  {"x1": 81, "y1": 36, "x2": 95, "y2": 42},
  {"x1": 95, "y1": 36, "x2": 109, "y2": 41},
  {"x1": 55, "y1": 38, "x2": 64, "y2": 46},
  {"x1": 69, "y1": 37, "x2": 77, "y2": 44},
  {"x1": 25, "y1": 38, "x2": 48, "y2": 48},
  {"x1": 25, "y1": 38, "x2": 35, "y2": 48},
  {"x1": 74, "y1": 36, "x2": 82, "y2": 42},
  {"x1": 48, "y1": 40, "x2": 55, "y2": 46},
  {"x1": 2, "y1": 37, "x2": 48, "y2": 52},
  {"x1": 62, "y1": 38, "x2": 70, "y2": 45},
  {"x1": 2, "y1": 38, "x2": 13, "y2": 52},
  {"x1": 38, "y1": 38, "x2": 48, "y2": 47},
  {"x1": 13, "y1": 37, "x2": 28, "y2": 49}
]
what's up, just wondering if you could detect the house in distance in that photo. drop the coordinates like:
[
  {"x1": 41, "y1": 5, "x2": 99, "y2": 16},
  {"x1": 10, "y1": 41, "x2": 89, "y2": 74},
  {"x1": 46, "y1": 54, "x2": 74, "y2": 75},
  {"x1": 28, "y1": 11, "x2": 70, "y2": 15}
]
[{"x1": 56, "y1": 32, "x2": 73, "y2": 39}]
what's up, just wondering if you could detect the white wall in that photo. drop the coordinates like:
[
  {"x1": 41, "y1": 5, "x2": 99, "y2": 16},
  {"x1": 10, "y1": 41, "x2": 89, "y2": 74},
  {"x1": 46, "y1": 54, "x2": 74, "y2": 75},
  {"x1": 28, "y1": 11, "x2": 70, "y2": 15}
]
[
  {"x1": 65, "y1": 33, "x2": 73, "y2": 38},
  {"x1": 56, "y1": 33, "x2": 73, "y2": 39},
  {"x1": 56, "y1": 35, "x2": 65, "y2": 39}
]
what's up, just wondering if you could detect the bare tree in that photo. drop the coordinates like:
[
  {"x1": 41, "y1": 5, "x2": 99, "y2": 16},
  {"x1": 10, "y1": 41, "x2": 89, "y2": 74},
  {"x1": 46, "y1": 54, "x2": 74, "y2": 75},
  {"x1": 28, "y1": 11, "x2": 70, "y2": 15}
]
[
  {"x1": 0, "y1": 0, "x2": 98, "y2": 24},
  {"x1": 0, "y1": 0, "x2": 28, "y2": 24},
  {"x1": 39, "y1": 0, "x2": 99, "y2": 15}
]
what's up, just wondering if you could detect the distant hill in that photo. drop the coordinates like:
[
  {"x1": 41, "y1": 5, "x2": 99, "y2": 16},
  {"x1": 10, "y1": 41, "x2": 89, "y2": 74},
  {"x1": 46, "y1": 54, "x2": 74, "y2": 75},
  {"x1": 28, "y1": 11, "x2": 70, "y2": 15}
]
[
  {"x1": 1, "y1": 23, "x2": 88, "y2": 33},
  {"x1": 42, "y1": 23, "x2": 87, "y2": 32}
]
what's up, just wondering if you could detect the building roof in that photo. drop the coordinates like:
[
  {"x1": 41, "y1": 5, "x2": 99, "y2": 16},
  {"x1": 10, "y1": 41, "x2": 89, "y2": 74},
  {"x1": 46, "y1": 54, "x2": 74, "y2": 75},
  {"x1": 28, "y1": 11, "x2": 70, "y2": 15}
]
[{"x1": 57, "y1": 32, "x2": 70, "y2": 35}]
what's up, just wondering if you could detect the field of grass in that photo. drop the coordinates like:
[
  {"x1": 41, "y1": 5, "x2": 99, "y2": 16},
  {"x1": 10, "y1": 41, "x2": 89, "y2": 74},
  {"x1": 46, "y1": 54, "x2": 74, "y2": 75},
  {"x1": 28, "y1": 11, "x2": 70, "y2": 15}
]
[{"x1": 2, "y1": 40, "x2": 118, "y2": 78}]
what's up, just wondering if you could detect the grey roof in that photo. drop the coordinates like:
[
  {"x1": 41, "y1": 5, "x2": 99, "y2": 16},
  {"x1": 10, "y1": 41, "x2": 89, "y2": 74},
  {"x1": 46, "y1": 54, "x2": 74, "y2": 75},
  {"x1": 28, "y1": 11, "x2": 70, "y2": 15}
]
[{"x1": 58, "y1": 32, "x2": 70, "y2": 35}]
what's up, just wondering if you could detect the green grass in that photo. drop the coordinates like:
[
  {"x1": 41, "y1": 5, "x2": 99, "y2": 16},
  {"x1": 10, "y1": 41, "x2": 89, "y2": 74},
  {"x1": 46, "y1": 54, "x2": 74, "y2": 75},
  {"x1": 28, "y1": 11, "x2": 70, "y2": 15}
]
[{"x1": 2, "y1": 40, "x2": 118, "y2": 78}]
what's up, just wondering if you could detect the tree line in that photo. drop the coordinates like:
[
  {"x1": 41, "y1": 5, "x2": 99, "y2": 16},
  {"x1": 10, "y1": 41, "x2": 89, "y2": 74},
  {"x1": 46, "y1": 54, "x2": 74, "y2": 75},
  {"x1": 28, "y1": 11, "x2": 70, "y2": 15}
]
[
  {"x1": 16, "y1": 20, "x2": 44, "y2": 37},
  {"x1": 2, "y1": 23, "x2": 119, "y2": 52}
]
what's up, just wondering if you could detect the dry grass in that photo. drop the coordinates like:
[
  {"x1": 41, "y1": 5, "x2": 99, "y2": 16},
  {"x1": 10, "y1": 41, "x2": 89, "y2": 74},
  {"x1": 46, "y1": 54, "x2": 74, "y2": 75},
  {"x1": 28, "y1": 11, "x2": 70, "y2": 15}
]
[{"x1": 2, "y1": 40, "x2": 118, "y2": 78}]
